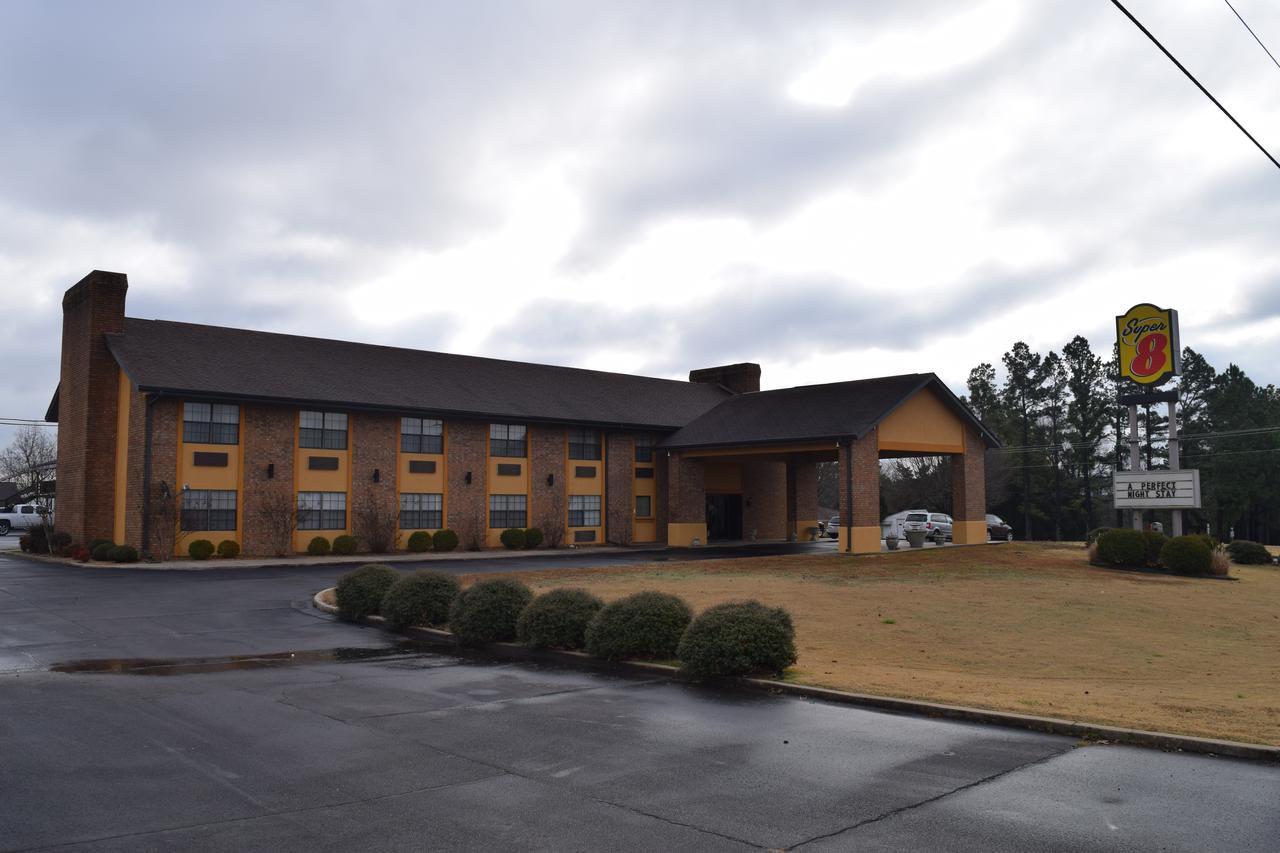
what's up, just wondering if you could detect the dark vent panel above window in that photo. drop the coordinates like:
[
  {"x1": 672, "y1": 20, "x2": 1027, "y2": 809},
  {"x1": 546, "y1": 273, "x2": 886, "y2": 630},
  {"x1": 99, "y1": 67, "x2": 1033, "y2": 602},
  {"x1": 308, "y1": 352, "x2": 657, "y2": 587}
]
[
  {"x1": 408, "y1": 460, "x2": 437, "y2": 474},
  {"x1": 192, "y1": 452, "x2": 228, "y2": 467},
  {"x1": 496, "y1": 463, "x2": 522, "y2": 477},
  {"x1": 308, "y1": 456, "x2": 340, "y2": 471}
]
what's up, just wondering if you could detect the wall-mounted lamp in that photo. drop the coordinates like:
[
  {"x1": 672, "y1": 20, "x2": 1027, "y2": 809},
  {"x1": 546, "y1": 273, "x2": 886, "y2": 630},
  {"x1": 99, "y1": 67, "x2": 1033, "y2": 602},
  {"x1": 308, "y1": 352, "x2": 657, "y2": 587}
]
[
  {"x1": 745, "y1": 496, "x2": 753, "y2": 509},
  {"x1": 182, "y1": 483, "x2": 189, "y2": 492},
  {"x1": 372, "y1": 468, "x2": 381, "y2": 483},
  {"x1": 546, "y1": 473, "x2": 555, "y2": 487},
  {"x1": 266, "y1": 463, "x2": 275, "y2": 479},
  {"x1": 465, "y1": 471, "x2": 472, "y2": 485}
]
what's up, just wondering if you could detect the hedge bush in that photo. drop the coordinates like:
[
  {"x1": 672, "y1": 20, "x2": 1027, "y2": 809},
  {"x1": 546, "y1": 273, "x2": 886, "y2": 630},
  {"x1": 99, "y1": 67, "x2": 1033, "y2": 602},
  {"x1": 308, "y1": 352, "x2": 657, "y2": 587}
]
[
  {"x1": 499, "y1": 528, "x2": 527, "y2": 550},
  {"x1": 1095, "y1": 528, "x2": 1146, "y2": 567},
  {"x1": 70, "y1": 545, "x2": 90, "y2": 562},
  {"x1": 1142, "y1": 530, "x2": 1168, "y2": 567},
  {"x1": 188, "y1": 539, "x2": 215, "y2": 560},
  {"x1": 524, "y1": 527, "x2": 544, "y2": 549},
  {"x1": 432, "y1": 529, "x2": 459, "y2": 552},
  {"x1": 448, "y1": 578, "x2": 533, "y2": 644},
  {"x1": 381, "y1": 570, "x2": 460, "y2": 631},
  {"x1": 89, "y1": 538, "x2": 114, "y2": 552},
  {"x1": 334, "y1": 564, "x2": 399, "y2": 620},
  {"x1": 584, "y1": 591, "x2": 692, "y2": 661},
  {"x1": 51, "y1": 531, "x2": 73, "y2": 551},
  {"x1": 406, "y1": 531, "x2": 433, "y2": 553},
  {"x1": 516, "y1": 588, "x2": 604, "y2": 650},
  {"x1": 1161, "y1": 536, "x2": 1213, "y2": 576},
  {"x1": 217, "y1": 539, "x2": 240, "y2": 558},
  {"x1": 91, "y1": 542, "x2": 116, "y2": 561},
  {"x1": 332, "y1": 534, "x2": 358, "y2": 556},
  {"x1": 307, "y1": 536, "x2": 331, "y2": 556},
  {"x1": 677, "y1": 601, "x2": 797, "y2": 679},
  {"x1": 25, "y1": 527, "x2": 48, "y2": 553},
  {"x1": 112, "y1": 544, "x2": 139, "y2": 563},
  {"x1": 1226, "y1": 540, "x2": 1272, "y2": 565},
  {"x1": 1085, "y1": 527, "x2": 1118, "y2": 547}
]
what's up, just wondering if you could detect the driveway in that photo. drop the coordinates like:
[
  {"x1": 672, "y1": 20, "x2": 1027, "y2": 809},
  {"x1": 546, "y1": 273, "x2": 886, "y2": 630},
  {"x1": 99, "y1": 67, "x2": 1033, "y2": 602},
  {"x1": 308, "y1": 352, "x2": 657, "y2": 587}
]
[{"x1": 1, "y1": 553, "x2": 1277, "y2": 851}]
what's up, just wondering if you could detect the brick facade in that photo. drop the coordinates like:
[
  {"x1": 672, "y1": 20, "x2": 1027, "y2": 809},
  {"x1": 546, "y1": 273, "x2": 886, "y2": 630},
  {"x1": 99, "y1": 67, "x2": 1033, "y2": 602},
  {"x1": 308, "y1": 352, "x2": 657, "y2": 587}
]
[
  {"x1": 56, "y1": 271, "x2": 128, "y2": 545},
  {"x1": 794, "y1": 460, "x2": 819, "y2": 524},
  {"x1": 742, "y1": 458, "x2": 786, "y2": 540},
  {"x1": 529, "y1": 424, "x2": 566, "y2": 544},
  {"x1": 839, "y1": 429, "x2": 881, "y2": 552},
  {"x1": 445, "y1": 420, "x2": 487, "y2": 549},
  {"x1": 666, "y1": 452, "x2": 705, "y2": 524},
  {"x1": 605, "y1": 433, "x2": 634, "y2": 545},
  {"x1": 350, "y1": 412, "x2": 399, "y2": 550},
  {"x1": 123, "y1": 394, "x2": 178, "y2": 557},
  {"x1": 950, "y1": 426, "x2": 988, "y2": 544},
  {"x1": 241, "y1": 405, "x2": 296, "y2": 556}
]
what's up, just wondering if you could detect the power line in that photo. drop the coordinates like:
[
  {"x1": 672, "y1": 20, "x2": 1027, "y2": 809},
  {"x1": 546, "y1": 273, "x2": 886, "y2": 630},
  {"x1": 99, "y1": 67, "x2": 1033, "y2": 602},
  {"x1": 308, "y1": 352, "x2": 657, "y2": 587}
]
[
  {"x1": 1223, "y1": 0, "x2": 1280, "y2": 71},
  {"x1": 1110, "y1": 0, "x2": 1280, "y2": 173}
]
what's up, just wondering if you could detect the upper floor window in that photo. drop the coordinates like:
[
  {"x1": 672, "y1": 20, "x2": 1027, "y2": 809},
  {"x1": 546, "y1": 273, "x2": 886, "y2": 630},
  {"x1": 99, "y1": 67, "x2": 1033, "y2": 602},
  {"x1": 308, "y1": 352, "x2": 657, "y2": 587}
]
[
  {"x1": 634, "y1": 434, "x2": 654, "y2": 463},
  {"x1": 568, "y1": 428, "x2": 601, "y2": 461},
  {"x1": 300, "y1": 411, "x2": 348, "y2": 449},
  {"x1": 181, "y1": 489, "x2": 237, "y2": 531},
  {"x1": 489, "y1": 423, "x2": 526, "y2": 458},
  {"x1": 184, "y1": 402, "x2": 239, "y2": 445},
  {"x1": 401, "y1": 417, "x2": 444, "y2": 454}
]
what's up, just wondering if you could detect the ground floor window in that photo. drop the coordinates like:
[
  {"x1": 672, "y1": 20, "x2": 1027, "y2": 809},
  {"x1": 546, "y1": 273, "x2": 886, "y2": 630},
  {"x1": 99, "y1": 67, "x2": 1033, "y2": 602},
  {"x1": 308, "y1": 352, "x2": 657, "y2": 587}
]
[
  {"x1": 400, "y1": 493, "x2": 443, "y2": 529},
  {"x1": 635, "y1": 495, "x2": 652, "y2": 518},
  {"x1": 181, "y1": 489, "x2": 237, "y2": 531},
  {"x1": 298, "y1": 491, "x2": 346, "y2": 530},
  {"x1": 568, "y1": 494, "x2": 601, "y2": 527},
  {"x1": 489, "y1": 494, "x2": 527, "y2": 529}
]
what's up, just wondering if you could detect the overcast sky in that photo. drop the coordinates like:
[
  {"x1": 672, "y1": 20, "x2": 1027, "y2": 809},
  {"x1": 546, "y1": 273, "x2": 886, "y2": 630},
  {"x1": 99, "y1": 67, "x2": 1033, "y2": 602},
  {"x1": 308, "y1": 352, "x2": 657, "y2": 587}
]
[{"x1": 2, "y1": 0, "x2": 1278, "y2": 443}]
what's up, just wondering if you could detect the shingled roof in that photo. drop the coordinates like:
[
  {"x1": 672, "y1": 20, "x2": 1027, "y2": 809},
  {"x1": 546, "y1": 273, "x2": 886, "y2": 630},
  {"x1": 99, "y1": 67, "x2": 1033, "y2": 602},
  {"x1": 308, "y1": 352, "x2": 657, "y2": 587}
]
[
  {"x1": 659, "y1": 373, "x2": 999, "y2": 449},
  {"x1": 101, "y1": 318, "x2": 731, "y2": 429}
]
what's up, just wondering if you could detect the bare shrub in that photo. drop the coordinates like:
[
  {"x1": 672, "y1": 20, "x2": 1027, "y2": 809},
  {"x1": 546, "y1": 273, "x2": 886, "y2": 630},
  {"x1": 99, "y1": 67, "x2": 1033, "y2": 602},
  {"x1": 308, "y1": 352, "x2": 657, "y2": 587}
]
[
  {"x1": 352, "y1": 488, "x2": 399, "y2": 554},
  {"x1": 252, "y1": 489, "x2": 298, "y2": 557}
]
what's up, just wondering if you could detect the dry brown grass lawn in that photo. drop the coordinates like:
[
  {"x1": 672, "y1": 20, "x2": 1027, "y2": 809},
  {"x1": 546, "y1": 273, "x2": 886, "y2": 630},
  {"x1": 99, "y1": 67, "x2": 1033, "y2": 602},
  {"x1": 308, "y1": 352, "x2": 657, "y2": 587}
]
[{"x1": 467, "y1": 543, "x2": 1280, "y2": 745}]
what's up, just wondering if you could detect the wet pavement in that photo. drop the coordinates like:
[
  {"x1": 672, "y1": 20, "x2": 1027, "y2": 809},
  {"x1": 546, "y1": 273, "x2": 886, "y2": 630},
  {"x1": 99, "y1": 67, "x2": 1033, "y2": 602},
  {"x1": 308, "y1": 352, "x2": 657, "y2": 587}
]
[{"x1": 1, "y1": 551, "x2": 1278, "y2": 851}]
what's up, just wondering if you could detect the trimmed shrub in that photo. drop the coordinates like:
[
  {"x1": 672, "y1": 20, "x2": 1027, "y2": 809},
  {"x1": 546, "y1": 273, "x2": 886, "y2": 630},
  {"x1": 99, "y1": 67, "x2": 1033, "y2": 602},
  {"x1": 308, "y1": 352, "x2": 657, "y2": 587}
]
[
  {"x1": 448, "y1": 578, "x2": 533, "y2": 644},
  {"x1": 524, "y1": 527, "x2": 544, "y2": 549},
  {"x1": 332, "y1": 534, "x2": 358, "y2": 555},
  {"x1": 1142, "y1": 530, "x2": 1168, "y2": 567},
  {"x1": 91, "y1": 542, "x2": 116, "y2": 561},
  {"x1": 381, "y1": 570, "x2": 460, "y2": 631},
  {"x1": 406, "y1": 530, "x2": 433, "y2": 553},
  {"x1": 89, "y1": 538, "x2": 115, "y2": 552},
  {"x1": 18, "y1": 535, "x2": 30, "y2": 552},
  {"x1": 334, "y1": 563, "x2": 399, "y2": 619},
  {"x1": 25, "y1": 526, "x2": 48, "y2": 553},
  {"x1": 70, "y1": 545, "x2": 91, "y2": 562},
  {"x1": 1095, "y1": 528, "x2": 1146, "y2": 567},
  {"x1": 51, "y1": 531, "x2": 73, "y2": 551},
  {"x1": 516, "y1": 588, "x2": 604, "y2": 650},
  {"x1": 217, "y1": 539, "x2": 240, "y2": 558},
  {"x1": 499, "y1": 528, "x2": 527, "y2": 550},
  {"x1": 677, "y1": 601, "x2": 798, "y2": 679},
  {"x1": 1160, "y1": 536, "x2": 1213, "y2": 576},
  {"x1": 585, "y1": 591, "x2": 693, "y2": 661},
  {"x1": 1226, "y1": 540, "x2": 1271, "y2": 565},
  {"x1": 307, "y1": 536, "x2": 331, "y2": 556},
  {"x1": 188, "y1": 539, "x2": 216, "y2": 560},
  {"x1": 1085, "y1": 527, "x2": 1118, "y2": 547},
  {"x1": 112, "y1": 544, "x2": 139, "y2": 563},
  {"x1": 432, "y1": 528, "x2": 459, "y2": 552}
]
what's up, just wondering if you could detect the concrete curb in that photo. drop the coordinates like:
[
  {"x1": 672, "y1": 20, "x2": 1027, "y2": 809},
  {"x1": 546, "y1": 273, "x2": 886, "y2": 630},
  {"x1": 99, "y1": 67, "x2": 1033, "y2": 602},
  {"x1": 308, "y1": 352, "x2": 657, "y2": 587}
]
[{"x1": 312, "y1": 588, "x2": 1279, "y2": 764}]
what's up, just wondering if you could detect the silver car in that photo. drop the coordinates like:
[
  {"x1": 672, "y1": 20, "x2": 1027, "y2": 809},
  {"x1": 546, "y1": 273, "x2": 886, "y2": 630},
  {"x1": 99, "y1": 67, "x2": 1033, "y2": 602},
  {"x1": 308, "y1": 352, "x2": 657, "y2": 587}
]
[
  {"x1": 902, "y1": 511, "x2": 952, "y2": 545},
  {"x1": 826, "y1": 515, "x2": 840, "y2": 540}
]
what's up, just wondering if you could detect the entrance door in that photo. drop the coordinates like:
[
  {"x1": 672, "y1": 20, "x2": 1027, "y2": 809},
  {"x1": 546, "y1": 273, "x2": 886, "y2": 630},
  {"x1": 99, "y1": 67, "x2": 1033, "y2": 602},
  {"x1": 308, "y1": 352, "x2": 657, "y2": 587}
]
[{"x1": 706, "y1": 493, "x2": 743, "y2": 541}]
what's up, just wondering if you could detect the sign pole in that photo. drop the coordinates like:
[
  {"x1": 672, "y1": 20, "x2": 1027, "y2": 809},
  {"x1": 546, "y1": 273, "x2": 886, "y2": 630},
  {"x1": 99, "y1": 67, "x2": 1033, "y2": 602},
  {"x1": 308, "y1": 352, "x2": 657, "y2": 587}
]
[
  {"x1": 1127, "y1": 404, "x2": 1142, "y2": 531},
  {"x1": 1168, "y1": 398, "x2": 1182, "y2": 536}
]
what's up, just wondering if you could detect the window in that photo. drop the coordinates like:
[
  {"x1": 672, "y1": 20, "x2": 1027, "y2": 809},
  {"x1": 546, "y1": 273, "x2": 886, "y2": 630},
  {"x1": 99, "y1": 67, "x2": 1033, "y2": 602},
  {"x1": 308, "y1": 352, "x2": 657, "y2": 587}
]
[
  {"x1": 568, "y1": 494, "x2": 601, "y2": 527},
  {"x1": 489, "y1": 494, "x2": 527, "y2": 528},
  {"x1": 634, "y1": 434, "x2": 654, "y2": 463},
  {"x1": 400, "y1": 493, "x2": 443, "y2": 529},
  {"x1": 636, "y1": 495, "x2": 652, "y2": 518},
  {"x1": 184, "y1": 402, "x2": 239, "y2": 445},
  {"x1": 297, "y1": 491, "x2": 346, "y2": 530},
  {"x1": 299, "y1": 411, "x2": 348, "y2": 449},
  {"x1": 19, "y1": 506, "x2": 33, "y2": 514},
  {"x1": 489, "y1": 423, "x2": 526, "y2": 457},
  {"x1": 181, "y1": 489, "x2": 237, "y2": 531},
  {"x1": 568, "y1": 428, "x2": 601, "y2": 460},
  {"x1": 401, "y1": 417, "x2": 443, "y2": 454}
]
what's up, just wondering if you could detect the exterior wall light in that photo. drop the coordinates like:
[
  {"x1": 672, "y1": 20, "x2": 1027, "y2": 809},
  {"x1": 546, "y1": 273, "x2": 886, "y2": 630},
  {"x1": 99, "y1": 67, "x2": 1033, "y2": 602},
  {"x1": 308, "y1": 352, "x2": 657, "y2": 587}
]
[
  {"x1": 266, "y1": 463, "x2": 275, "y2": 479},
  {"x1": 372, "y1": 468, "x2": 380, "y2": 483},
  {"x1": 465, "y1": 471, "x2": 472, "y2": 485},
  {"x1": 547, "y1": 473, "x2": 554, "y2": 487}
]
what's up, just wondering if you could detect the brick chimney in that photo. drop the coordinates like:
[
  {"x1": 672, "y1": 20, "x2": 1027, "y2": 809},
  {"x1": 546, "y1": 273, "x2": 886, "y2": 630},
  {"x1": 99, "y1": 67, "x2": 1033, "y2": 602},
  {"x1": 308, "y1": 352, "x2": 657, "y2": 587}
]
[
  {"x1": 689, "y1": 362, "x2": 761, "y2": 394},
  {"x1": 55, "y1": 270, "x2": 128, "y2": 545}
]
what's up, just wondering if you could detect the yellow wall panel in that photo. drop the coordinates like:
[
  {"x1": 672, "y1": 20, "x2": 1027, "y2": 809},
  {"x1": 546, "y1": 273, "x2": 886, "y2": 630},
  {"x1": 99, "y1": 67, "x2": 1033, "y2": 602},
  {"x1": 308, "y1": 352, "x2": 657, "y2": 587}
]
[{"x1": 877, "y1": 387, "x2": 964, "y2": 453}]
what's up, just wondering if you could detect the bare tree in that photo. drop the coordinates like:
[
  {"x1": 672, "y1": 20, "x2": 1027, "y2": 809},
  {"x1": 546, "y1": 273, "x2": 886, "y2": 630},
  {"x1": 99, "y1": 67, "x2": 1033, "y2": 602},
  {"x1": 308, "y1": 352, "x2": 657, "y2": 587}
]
[
  {"x1": 251, "y1": 490, "x2": 298, "y2": 557},
  {"x1": 1, "y1": 426, "x2": 58, "y2": 551},
  {"x1": 352, "y1": 487, "x2": 399, "y2": 553},
  {"x1": 148, "y1": 483, "x2": 180, "y2": 561},
  {"x1": 540, "y1": 489, "x2": 565, "y2": 548}
]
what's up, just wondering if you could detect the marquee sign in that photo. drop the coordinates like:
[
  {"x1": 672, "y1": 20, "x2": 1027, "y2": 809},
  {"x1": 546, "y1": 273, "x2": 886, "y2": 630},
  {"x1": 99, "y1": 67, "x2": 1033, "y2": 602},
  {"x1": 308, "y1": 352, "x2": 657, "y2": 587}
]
[
  {"x1": 1116, "y1": 303, "x2": 1181, "y2": 386},
  {"x1": 1113, "y1": 470, "x2": 1201, "y2": 509}
]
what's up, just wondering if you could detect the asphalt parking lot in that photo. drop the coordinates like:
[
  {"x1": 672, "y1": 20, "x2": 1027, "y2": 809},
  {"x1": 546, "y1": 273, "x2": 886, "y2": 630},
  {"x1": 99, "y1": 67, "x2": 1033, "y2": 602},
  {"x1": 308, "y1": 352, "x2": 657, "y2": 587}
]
[{"x1": 1, "y1": 552, "x2": 1277, "y2": 851}]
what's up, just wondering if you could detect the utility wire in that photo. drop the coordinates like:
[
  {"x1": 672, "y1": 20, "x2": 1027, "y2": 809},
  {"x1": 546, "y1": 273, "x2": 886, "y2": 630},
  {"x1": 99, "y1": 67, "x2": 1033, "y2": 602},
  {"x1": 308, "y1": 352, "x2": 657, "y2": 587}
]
[
  {"x1": 1109, "y1": 0, "x2": 1280, "y2": 172},
  {"x1": 1223, "y1": 0, "x2": 1280, "y2": 71}
]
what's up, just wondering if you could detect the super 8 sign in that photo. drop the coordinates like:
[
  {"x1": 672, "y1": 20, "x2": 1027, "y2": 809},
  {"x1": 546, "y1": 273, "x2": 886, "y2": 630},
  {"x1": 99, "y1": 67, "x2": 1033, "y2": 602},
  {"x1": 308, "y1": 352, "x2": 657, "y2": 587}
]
[{"x1": 1116, "y1": 303, "x2": 1181, "y2": 386}]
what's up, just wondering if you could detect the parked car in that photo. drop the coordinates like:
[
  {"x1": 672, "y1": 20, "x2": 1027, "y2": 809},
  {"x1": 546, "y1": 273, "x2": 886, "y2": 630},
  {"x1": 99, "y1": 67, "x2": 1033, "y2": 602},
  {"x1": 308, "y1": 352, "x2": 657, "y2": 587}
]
[
  {"x1": 881, "y1": 510, "x2": 913, "y2": 540},
  {"x1": 826, "y1": 516, "x2": 840, "y2": 540},
  {"x1": 0, "y1": 504, "x2": 49, "y2": 535},
  {"x1": 902, "y1": 510, "x2": 952, "y2": 545},
  {"x1": 986, "y1": 514, "x2": 1013, "y2": 542}
]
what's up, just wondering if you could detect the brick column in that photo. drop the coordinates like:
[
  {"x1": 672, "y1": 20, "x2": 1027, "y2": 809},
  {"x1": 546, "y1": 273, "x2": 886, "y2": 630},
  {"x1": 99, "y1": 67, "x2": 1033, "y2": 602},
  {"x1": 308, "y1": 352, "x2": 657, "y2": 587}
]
[
  {"x1": 793, "y1": 459, "x2": 819, "y2": 541},
  {"x1": 350, "y1": 412, "x2": 398, "y2": 552},
  {"x1": 606, "y1": 433, "x2": 634, "y2": 545},
  {"x1": 124, "y1": 396, "x2": 178, "y2": 557},
  {"x1": 839, "y1": 430, "x2": 881, "y2": 554},
  {"x1": 529, "y1": 425, "x2": 565, "y2": 547},
  {"x1": 742, "y1": 458, "x2": 785, "y2": 540},
  {"x1": 951, "y1": 426, "x2": 988, "y2": 544},
  {"x1": 666, "y1": 452, "x2": 705, "y2": 546},
  {"x1": 446, "y1": 420, "x2": 487, "y2": 549},
  {"x1": 241, "y1": 405, "x2": 296, "y2": 556}
]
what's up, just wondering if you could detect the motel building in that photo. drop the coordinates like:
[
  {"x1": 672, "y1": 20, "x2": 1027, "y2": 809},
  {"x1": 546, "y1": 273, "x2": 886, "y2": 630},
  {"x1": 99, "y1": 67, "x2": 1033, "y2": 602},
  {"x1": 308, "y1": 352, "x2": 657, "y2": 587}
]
[{"x1": 48, "y1": 271, "x2": 998, "y2": 558}]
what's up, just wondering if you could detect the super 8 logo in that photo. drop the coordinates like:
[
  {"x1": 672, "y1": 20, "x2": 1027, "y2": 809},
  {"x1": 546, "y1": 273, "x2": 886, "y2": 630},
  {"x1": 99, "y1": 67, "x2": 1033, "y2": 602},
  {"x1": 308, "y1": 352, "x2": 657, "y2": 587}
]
[{"x1": 1116, "y1": 303, "x2": 1181, "y2": 386}]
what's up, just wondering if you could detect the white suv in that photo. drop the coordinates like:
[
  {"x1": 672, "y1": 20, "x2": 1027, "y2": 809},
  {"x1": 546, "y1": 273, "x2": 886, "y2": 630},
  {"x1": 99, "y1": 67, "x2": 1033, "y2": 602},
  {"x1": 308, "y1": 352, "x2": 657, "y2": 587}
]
[{"x1": 902, "y1": 510, "x2": 952, "y2": 545}]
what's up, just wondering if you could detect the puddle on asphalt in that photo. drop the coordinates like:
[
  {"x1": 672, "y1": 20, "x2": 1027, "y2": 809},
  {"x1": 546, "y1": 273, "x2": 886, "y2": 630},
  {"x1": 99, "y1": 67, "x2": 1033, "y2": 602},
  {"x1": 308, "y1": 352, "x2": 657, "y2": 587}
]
[{"x1": 49, "y1": 641, "x2": 426, "y2": 676}]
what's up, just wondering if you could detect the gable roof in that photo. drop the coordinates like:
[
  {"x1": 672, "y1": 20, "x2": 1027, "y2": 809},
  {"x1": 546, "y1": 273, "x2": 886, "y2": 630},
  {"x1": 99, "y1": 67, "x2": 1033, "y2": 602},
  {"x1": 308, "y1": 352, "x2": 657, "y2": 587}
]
[
  {"x1": 100, "y1": 318, "x2": 731, "y2": 429},
  {"x1": 659, "y1": 373, "x2": 1000, "y2": 449}
]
